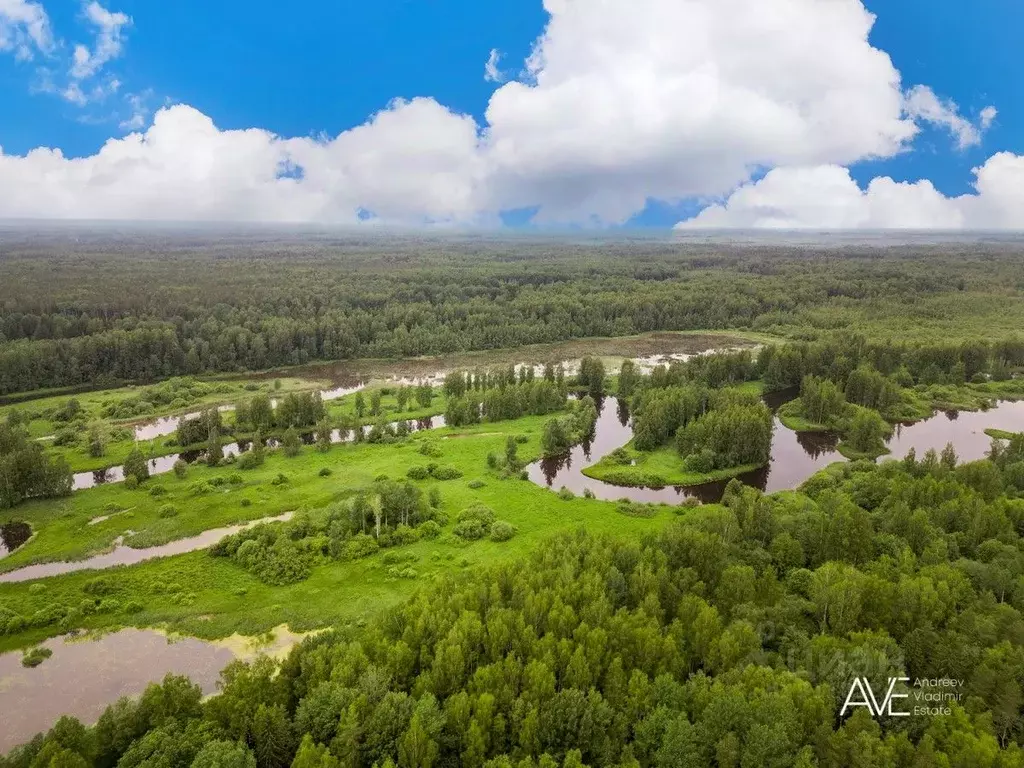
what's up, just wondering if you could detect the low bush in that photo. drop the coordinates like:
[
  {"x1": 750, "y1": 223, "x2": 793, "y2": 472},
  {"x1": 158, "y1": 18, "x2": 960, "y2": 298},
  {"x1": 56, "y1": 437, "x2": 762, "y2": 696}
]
[
  {"x1": 406, "y1": 466, "x2": 430, "y2": 481},
  {"x1": 430, "y1": 465, "x2": 463, "y2": 481},
  {"x1": 490, "y1": 520, "x2": 516, "y2": 542}
]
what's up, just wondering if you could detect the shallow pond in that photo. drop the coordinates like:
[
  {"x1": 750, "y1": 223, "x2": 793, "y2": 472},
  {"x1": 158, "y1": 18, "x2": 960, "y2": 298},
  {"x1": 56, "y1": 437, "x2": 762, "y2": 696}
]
[
  {"x1": 0, "y1": 625, "x2": 312, "y2": 754},
  {"x1": 527, "y1": 394, "x2": 1024, "y2": 504},
  {"x1": 0, "y1": 513, "x2": 294, "y2": 584}
]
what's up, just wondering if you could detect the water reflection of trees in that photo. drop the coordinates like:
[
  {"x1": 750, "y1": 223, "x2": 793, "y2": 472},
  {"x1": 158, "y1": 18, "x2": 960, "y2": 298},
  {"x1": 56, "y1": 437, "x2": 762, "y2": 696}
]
[
  {"x1": 795, "y1": 430, "x2": 841, "y2": 459},
  {"x1": 0, "y1": 521, "x2": 32, "y2": 554},
  {"x1": 617, "y1": 399, "x2": 631, "y2": 427},
  {"x1": 540, "y1": 453, "x2": 573, "y2": 486}
]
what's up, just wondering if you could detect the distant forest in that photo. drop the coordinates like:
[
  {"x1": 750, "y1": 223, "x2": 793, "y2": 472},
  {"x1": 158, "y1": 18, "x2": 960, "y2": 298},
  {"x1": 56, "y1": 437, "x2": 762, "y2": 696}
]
[{"x1": 2, "y1": 231, "x2": 1024, "y2": 395}]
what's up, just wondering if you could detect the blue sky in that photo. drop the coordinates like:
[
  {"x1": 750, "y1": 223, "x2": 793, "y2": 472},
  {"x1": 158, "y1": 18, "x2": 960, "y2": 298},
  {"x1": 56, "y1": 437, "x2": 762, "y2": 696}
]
[{"x1": 0, "y1": 0, "x2": 1021, "y2": 228}]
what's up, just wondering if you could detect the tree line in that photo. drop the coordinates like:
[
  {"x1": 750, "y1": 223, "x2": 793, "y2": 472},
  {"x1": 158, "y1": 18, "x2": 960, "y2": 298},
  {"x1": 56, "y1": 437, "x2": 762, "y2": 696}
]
[{"x1": 4, "y1": 241, "x2": 1023, "y2": 395}]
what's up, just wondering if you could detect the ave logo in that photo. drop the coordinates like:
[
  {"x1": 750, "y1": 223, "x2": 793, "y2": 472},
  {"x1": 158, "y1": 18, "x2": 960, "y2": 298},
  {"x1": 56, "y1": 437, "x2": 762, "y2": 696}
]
[{"x1": 840, "y1": 677, "x2": 911, "y2": 718}]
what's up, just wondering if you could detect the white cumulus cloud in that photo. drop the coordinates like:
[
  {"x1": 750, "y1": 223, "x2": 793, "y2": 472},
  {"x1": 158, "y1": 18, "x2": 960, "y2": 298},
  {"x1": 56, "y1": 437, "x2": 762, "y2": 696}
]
[
  {"x1": 0, "y1": 99, "x2": 489, "y2": 224},
  {"x1": 903, "y1": 85, "x2": 995, "y2": 149},
  {"x1": 0, "y1": 0, "x2": 1018, "y2": 227},
  {"x1": 676, "y1": 153, "x2": 1024, "y2": 230},
  {"x1": 65, "y1": 1, "x2": 129, "y2": 99},
  {"x1": 484, "y1": 48, "x2": 505, "y2": 83},
  {"x1": 0, "y1": 0, "x2": 53, "y2": 59}
]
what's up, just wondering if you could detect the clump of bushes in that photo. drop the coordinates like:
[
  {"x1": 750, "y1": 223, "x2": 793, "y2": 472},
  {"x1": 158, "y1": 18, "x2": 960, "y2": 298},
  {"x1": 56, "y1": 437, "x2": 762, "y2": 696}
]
[
  {"x1": 158, "y1": 504, "x2": 178, "y2": 519},
  {"x1": 270, "y1": 474, "x2": 289, "y2": 486},
  {"x1": 237, "y1": 452, "x2": 263, "y2": 470},
  {"x1": 558, "y1": 487, "x2": 575, "y2": 501},
  {"x1": 418, "y1": 441, "x2": 443, "y2": 458},
  {"x1": 617, "y1": 500, "x2": 658, "y2": 518},
  {"x1": 430, "y1": 465, "x2": 463, "y2": 481},
  {"x1": 21, "y1": 647, "x2": 53, "y2": 668},
  {"x1": 489, "y1": 520, "x2": 517, "y2": 542},
  {"x1": 149, "y1": 485, "x2": 167, "y2": 497},
  {"x1": 453, "y1": 504, "x2": 497, "y2": 540},
  {"x1": 418, "y1": 520, "x2": 442, "y2": 539},
  {"x1": 407, "y1": 466, "x2": 430, "y2": 481}
]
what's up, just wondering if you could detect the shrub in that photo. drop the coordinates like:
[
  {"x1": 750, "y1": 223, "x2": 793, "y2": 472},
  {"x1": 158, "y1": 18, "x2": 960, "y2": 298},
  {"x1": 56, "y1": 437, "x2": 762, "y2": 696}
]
[
  {"x1": 515, "y1": 434, "x2": 529, "y2": 444},
  {"x1": 21, "y1": 647, "x2": 53, "y2": 668},
  {"x1": 407, "y1": 466, "x2": 430, "y2": 481},
  {"x1": 430, "y1": 465, "x2": 463, "y2": 481},
  {"x1": 97, "y1": 598, "x2": 122, "y2": 613},
  {"x1": 237, "y1": 452, "x2": 262, "y2": 470},
  {"x1": 418, "y1": 520, "x2": 442, "y2": 539},
  {"x1": 490, "y1": 520, "x2": 516, "y2": 542},
  {"x1": 158, "y1": 504, "x2": 179, "y2": 519},
  {"x1": 228, "y1": 473, "x2": 244, "y2": 485},
  {"x1": 428, "y1": 487, "x2": 443, "y2": 508},
  {"x1": 123, "y1": 475, "x2": 139, "y2": 490},
  {"x1": 208, "y1": 476, "x2": 228, "y2": 487},
  {"x1": 319, "y1": 467, "x2": 333, "y2": 477},
  {"x1": 468, "y1": 479, "x2": 486, "y2": 489},
  {"x1": 418, "y1": 441, "x2": 443, "y2": 458},
  {"x1": 607, "y1": 447, "x2": 632, "y2": 466},
  {"x1": 103, "y1": 502, "x2": 126, "y2": 513},
  {"x1": 617, "y1": 501, "x2": 658, "y2": 518},
  {"x1": 271, "y1": 473, "x2": 289, "y2": 486},
  {"x1": 189, "y1": 481, "x2": 213, "y2": 495},
  {"x1": 173, "y1": 459, "x2": 188, "y2": 479},
  {"x1": 240, "y1": 498, "x2": 253, "y2": 507},
  {"x1": 149, "y1": 485, "x2": 167, "y2": 497},
  {"x1": 558, "y1": 487, "x2": 575, "y2": 501},
  {"x1": 389, "y1": 524, "x2": 421, "y2": 547},
  {"x1": 28, "y1": 583, "x2": 47, "y2": 595},
  {"x1": 344, "y1": 533, "x2": 379, "y2": 560},
  {"x1": 124, "y1": 601, "x2": 145, "y2": 614},
  {"x1": 453, "y1": 503, "x2": 497, "y2": 540},
  {"x1": 583, "y1": 488, "x2": 596, "y2": 499},
  {"x1": 53, "y1": 428, "x2": 78, "y2": 447}
]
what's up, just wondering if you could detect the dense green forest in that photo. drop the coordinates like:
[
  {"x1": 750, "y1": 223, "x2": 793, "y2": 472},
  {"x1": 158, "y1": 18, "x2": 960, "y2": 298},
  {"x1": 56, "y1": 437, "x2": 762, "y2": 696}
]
[
  {"x1": 5, "y1": 235, "x2": 1024, "y2": 767},
  {"x1": 3, "y1": 234, "x2": 1024, "y2": 395},
  {"x1": 7, "y1": 441, "x2": 1024, "y2": 767}
]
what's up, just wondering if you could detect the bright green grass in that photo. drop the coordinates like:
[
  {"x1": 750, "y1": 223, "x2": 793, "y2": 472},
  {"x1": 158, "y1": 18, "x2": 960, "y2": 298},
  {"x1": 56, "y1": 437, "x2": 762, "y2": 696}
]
[
  {"x1": 0, "y1": 412, "x2": 681, "y2": 652},
  {"x1": 581, "y1": 441, "x2": 761, "y2": 488}
]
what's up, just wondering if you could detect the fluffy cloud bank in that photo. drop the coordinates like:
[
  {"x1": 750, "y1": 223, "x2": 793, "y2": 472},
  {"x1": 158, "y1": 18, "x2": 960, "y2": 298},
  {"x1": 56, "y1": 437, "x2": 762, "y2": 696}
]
[
  {"x1": 0, "y1": 0, "x2": 1016, "y2": 226},
  {"x1": 676, "y1": 153, "x2": 1024, "y2": 230}
]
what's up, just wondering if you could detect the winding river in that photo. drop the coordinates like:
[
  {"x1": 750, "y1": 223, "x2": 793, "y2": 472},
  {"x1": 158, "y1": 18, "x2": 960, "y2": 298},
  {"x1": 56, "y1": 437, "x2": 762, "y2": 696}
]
[{"x1": 527, "y1": 391, "x2": 1024, "y2": 504}]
